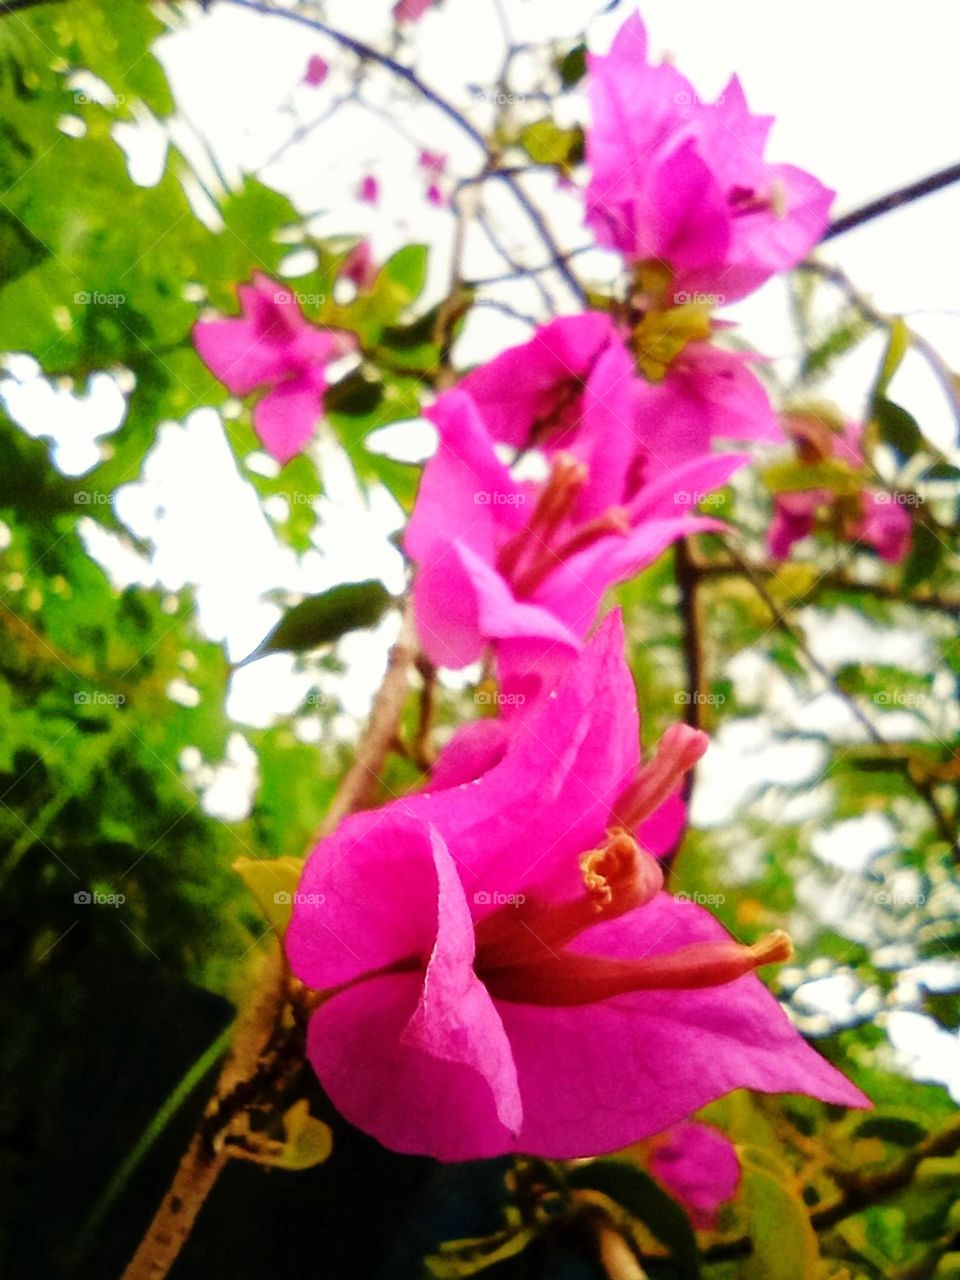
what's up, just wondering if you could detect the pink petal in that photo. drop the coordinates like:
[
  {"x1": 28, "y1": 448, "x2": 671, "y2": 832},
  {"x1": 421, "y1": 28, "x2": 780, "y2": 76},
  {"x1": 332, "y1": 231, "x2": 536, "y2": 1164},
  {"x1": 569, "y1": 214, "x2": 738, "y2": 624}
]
[
  {"x1": 253, "y1": 373, "x2": 324, "y2": 464},
  {"x1": 303, "y1": 55, "x2": 328, "y2": 87},
  {"x1": 301, "y1": 821, "x2": 523, "y2": 1158},
  {"x1": 496, "y1": 893, "x2": 869, "y2": 1157},
  {"x1": 639, "y1": 790, "x2": 687, "y2": 858},
  {"x1": 429, "y1": 719, "x2": 510, "y2": 789},
  {"x1": 649, "y1": 1121, "x2": 740, "y2": 1228}
]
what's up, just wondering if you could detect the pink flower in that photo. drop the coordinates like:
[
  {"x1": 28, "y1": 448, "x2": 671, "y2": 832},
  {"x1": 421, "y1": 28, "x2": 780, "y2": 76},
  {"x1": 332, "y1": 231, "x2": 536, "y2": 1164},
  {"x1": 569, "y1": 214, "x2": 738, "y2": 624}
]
[
  {"x1": 357, "y1": 174, "x2": 379, "y2": 204},
  {"x1": 768, "y1": 415, "x2": 912, "y2": 563},
  {"x1": 461, "y1": 313, "x2": 777, "y2": 486},
  {"x1": 648, "y1": 1121, "x2": 740, "y2": 1229},
  {"x1": 586, "y1": 15, "x2": 834, "y2": 301},
  {"x1": 406, "y1": 380, "x2": 738, "y2": 694},
  {"x1": 302, "y1": 55, "x2": 328, "y2": 87},
  {"x1": 193, "y1": 273, "x2": 354, "y2": 465},
  {"x1": 340, "y1": 238, "x2": 377, "y2": 290},
  {"x1": 394, "y1": 0, "x2": 434, "y2": 20},
  {"x1": 287, "y1": 614, "x2": 868, "y2": 1159}
]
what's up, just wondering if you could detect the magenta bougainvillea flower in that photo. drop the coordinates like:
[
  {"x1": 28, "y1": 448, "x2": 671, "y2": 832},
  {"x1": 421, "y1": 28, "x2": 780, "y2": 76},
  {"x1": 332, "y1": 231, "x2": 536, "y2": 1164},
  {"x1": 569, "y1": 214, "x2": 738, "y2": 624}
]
[
  {"x1": 393, "y1": 0, "x2": 434, "y2": 22},
  {"x1": 193, "y1": 274, "x2": 355, "y2": 465},
  {"x1": 586, "y1": 15, "x2": 834, "y2": 302},
  {"x1": 768, "y1": 415, "x2": 912, "y2": 563},
  {"x1": 461, "y1": 313, "x2": 777, "y2": 485},
  {"x1": 340, "y1": 238, "x2": 377, "y2": 290},
  {"x1": 406, "y1": 377, "x2": 740, "y2": 690},
  {"x1": 286, "y1": 615, "x2": 868, "y2": 1159},
  {"x1": 648, "y1": 1121, "x2": 741, "y2": 1228},
  {"x1": 302, "y1": 54, "x2": 328, "y2": 87}
]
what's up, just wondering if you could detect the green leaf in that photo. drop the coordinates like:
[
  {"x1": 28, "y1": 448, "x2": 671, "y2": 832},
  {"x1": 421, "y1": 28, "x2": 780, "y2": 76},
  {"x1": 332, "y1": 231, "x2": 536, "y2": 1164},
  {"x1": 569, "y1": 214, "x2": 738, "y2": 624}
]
[
  {"x1": 232, "y1": 855, "x2": 305, "y2": 934},
  {"x1": 760, "y1": 457, "x2": 861, "y2": 496},
  {"x1": 875, "y1": 317, "x2": 910, "y2": 400},
  {"x1": 237, "y1": 580, "x2": 395, "y2": 666},
  {"x1": 557, "y1": 43, "x2": 587, "y2": 86},
  {"x1": 565, "y1": 1160, "x2": 699, "y2": 1275},
  {"x1": 919, "y1": 461, "x2": 960, "y2": 482},
  {"x1": 874, "y1": 398, "x2": 925, "y2": 462},
  {"x1": 518, "y1": 120, "x2": 584, "y2": 169},
  {"x1": 738, "y1": 1153, "x2": 818, "y2": 1280},
  {"x1": 902, "y1": 521, "x2": 945, "y2": 591}
]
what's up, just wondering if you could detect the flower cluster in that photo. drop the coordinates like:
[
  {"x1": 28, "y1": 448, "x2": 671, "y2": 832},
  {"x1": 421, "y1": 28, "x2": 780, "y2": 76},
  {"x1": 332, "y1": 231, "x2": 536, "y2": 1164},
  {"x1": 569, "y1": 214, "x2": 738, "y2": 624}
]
[{"x1": 196, "y1": 12, "x2": 871, "y2": 1170}]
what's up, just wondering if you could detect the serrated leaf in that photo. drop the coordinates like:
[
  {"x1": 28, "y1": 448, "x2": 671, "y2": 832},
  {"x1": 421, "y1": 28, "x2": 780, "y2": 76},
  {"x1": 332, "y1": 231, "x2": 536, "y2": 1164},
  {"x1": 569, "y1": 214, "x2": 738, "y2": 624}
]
[{"x1": 237, "y1": 580, "x2": 395, "y2": 666}]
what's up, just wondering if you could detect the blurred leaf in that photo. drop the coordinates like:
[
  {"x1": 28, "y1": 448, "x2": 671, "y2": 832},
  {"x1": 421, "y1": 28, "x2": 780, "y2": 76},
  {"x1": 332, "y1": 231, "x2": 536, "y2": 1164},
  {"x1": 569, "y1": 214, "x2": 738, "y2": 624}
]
[
  {"x1": 565, "y1": 1160, "x2": 699, "y2": 1275},
  {"x1": 518, "y1": 120, "x2": 584, "y2": 169},
  {"x1": 873, "y1": 398, "x2": 924, "y2": 462},
  {"x1": 237, "y1": 580, "x2": 395, "y2": 666},
  {"x1": 902, "y1": 521, "x2": 945, "y2": 590},
  {"x1": 426, "y1": 1228, "x2": 536, "y2": 1278},
  {"x1": 232, "y1": 855, "x2": 304, "y2": 934},
  {"x1": 738, "y1": 1153, "x2": 818, "y2": 1280}
]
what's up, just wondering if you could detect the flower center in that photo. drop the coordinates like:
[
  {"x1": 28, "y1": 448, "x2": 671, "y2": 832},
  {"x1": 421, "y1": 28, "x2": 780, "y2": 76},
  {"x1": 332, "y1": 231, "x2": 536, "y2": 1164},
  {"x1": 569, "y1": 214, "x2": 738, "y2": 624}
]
[{"x1": 496, "y1": 453, "x2": 630, "y2": 597}]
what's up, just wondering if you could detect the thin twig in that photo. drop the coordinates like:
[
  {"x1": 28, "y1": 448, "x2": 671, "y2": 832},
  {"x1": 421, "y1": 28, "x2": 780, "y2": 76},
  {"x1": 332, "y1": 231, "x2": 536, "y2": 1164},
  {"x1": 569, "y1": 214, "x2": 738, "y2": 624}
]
[
  {"x1": 824, "y1": 161, "x2": 960, "y2": 241},
  {"x1": 226, "y1": 0, "x2": 587, "y2": 305}
]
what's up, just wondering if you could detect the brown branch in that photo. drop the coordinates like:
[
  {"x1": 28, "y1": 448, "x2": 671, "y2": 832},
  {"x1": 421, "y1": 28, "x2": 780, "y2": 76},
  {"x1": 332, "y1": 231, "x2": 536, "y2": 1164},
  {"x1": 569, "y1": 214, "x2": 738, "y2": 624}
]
[{"x1": 823, "y1": 162, "x2": 960, "y2": 241}]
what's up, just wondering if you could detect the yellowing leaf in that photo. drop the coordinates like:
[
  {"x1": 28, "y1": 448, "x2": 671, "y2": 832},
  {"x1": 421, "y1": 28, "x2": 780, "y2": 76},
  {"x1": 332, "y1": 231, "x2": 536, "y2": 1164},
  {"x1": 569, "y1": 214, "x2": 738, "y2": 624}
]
[{"x1": 233, "y1": 855, "x2": 305, "y2": 934}]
